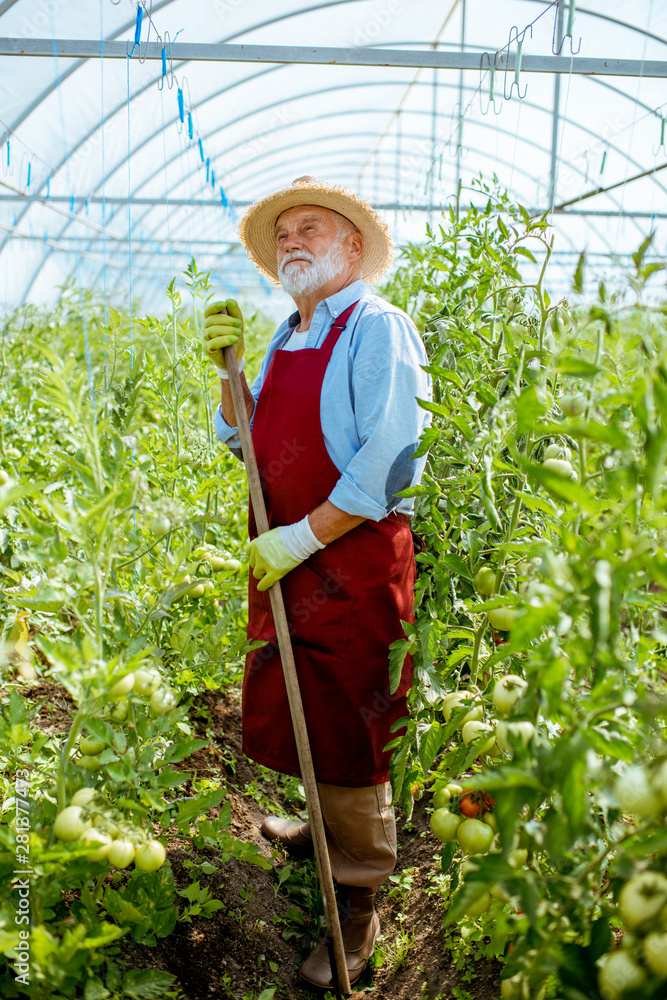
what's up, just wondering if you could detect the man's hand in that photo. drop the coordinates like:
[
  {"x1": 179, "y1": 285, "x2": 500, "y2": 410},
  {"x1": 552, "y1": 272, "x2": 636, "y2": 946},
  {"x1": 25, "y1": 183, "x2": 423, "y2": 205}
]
[
  {"x1": 247, "y1": 528, "x2": 302, "y2": 592},
  {"x1": 202, "y1": 299, "x2": 245, "y2": 371}
]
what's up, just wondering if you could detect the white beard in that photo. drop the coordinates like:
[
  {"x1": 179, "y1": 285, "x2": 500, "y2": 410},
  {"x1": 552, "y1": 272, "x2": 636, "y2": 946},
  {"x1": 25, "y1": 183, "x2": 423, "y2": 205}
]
[{"x1": 278, "y1": 236, "x2": 346, "y2": 297}]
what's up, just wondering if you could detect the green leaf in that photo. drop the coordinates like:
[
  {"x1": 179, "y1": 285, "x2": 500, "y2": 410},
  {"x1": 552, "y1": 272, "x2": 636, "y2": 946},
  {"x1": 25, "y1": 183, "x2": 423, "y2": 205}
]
[{"x1": 556, "y1": 357, "x2": 600, "y2": 377}]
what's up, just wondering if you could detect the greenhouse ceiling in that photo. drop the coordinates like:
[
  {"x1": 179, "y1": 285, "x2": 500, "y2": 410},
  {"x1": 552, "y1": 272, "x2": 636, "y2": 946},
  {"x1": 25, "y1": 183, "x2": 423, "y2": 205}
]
[{"x1": 0, "y1": 0, "x2": 665, "y2": 315}]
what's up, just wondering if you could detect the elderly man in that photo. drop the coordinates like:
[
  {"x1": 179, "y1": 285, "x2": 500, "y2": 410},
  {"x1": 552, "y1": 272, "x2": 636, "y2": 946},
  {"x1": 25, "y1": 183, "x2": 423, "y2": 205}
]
[{"x1": 203, "y1": 176, "x2": 431, "y2": 989}]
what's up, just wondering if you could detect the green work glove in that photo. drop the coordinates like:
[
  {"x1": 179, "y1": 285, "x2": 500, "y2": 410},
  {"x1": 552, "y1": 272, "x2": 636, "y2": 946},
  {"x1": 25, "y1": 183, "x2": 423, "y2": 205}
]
[
  {"x1": 202, "y1": 299, "x2": 245, "y2": 372},
  {"x1": 247, "y1": 528, "x2": 302, "y2": 592}
]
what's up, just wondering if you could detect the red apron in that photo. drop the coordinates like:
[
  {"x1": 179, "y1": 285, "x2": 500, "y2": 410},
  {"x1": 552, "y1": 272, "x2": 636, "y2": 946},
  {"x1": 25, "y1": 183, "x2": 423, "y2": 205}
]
[{"x1": 242, "y1": 300, "x2": 415, "y2": 787}]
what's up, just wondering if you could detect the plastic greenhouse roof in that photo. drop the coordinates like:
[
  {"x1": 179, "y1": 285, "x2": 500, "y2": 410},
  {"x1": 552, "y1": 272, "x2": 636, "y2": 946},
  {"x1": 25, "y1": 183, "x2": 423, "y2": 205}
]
[{"x1": 0, "y1": 0, "x2": 666, "y2": 315}]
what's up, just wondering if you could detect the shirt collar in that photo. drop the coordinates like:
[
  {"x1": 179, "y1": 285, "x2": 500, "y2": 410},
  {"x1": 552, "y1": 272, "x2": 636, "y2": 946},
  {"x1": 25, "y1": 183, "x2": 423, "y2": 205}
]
[{"x1": 287, "y1": 278, "x2": 369, "y2": 330}]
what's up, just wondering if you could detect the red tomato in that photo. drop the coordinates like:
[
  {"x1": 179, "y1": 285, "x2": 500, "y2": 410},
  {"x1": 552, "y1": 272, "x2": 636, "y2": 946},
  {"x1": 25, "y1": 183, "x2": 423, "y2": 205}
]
[{"x1": 460, "y1": 790, "x2": 495, "y2": 818}]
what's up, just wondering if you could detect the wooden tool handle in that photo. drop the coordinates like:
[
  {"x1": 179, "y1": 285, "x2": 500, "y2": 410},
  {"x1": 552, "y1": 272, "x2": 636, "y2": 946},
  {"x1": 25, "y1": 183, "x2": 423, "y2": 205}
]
[{"x1": 222, "y1": 342, "x2": 352, "y2": 997}]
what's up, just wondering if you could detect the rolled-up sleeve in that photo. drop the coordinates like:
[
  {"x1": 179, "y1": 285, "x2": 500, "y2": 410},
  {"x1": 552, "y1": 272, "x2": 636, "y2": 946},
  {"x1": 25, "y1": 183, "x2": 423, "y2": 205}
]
[{"x1": 327, "y1": 310, "x2": 432, "y2": 521}]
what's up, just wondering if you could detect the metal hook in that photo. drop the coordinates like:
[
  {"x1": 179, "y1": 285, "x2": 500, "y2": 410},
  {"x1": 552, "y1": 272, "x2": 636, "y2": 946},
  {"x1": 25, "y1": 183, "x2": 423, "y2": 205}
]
[
  {"x1": 479, "y1": 52, "x2": 502, "y2": 116},
  {"x1": 653, "y1": 107, "x2": 666, "y2": 156},
  {"x1": 552, "y1": 0, "x2": 581, "y2": 55},
  {"x1": 503, "y1": 25, "x2": 531, "y2": 100},
  {"x1": 138, "y1": 0, "x2": 153, "y2": 64}
]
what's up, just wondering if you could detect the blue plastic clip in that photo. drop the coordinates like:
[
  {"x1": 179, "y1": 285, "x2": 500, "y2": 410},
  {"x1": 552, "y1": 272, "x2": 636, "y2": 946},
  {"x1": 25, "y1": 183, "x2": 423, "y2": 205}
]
[
  {"x1": 220, "y1": 187, "x2": 228, "y2": 208},
  {"x1": 26, "y1": 162, "x2": 31, "y2": 187},
  {"x1": 206, "y1": 157, "x2": 210, "y2": 182},
  {"x1": 70, "y1": 195, "x2": 75, "y2": 213},
  {"x1": 199, "y1": 138, "x2": 204, "y2": 161},
  {"x1": 6, "y1": 141, "x2": 9, "y2": 167},
  {"x1": 211, "y1": 170, "x2": 215, "y2": 189},
  {"x1": 187, "y1": 112, "x2": 193, "y2": 140},
  {"x1": 128, "y1": 5, "x2": 143, "y2": 58},
  {"x1": 46, "y1": 177, "x2": 50, "y2": 198},
  {"x1": 177, "y1": 87, "x2": 184, "y2": 123},
  {"x1": 85, "y1": 198, "x2": 89, "y2": 215}
]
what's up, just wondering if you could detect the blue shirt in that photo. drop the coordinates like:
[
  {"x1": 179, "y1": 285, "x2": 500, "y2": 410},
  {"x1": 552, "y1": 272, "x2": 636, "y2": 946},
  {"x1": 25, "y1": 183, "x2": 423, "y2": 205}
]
[{"x1": 213, "y1": 279, "x2": 432, "y2": 521}]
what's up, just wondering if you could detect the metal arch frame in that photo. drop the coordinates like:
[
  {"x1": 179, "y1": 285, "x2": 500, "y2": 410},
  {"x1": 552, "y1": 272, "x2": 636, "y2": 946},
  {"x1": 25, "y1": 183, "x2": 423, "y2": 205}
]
[
  {"x1": 4, "y1": 9, "x2": 665, "y2": 234},
  {"x1": 25, "y1": 74, "x2": 659, "y2": 299},
  {"x1": 77, "y1": 88, "x2": 638, "y2": 292},
  {"x1": 7, "y1": 4, "x2": 666, "y2": 299},
  {"x1": 89, "y1": 77, "x2": 663, "y2": 244},
  {"x1": 515, "y1": 0, "x2": 667, "y2": 50},
  {"x1": 100, "y1": 140, "x2": 613, "y2": 300},
  {"x1": 0, "y1": 0, "x2": 378, "y2": 258},
  {"x1": 52, "y1": 67, "x2": 667, "y2": 240}
]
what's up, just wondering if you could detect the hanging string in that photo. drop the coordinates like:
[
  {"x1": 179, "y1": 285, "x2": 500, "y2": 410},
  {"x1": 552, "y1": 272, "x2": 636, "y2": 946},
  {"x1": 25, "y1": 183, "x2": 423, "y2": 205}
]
[
  {"x1": 125, "y1": 53, "x2": 139, "y2": 629},
  {"x1": 51, "y1": 33, "x2": 96, "y2": 418},
  {"x1": 99, "y1": 0, "x2": 108, "y2": 394}
]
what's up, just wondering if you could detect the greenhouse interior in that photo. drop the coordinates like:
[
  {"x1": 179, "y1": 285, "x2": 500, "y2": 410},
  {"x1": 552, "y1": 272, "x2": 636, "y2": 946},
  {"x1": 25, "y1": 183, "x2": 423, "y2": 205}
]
[
  {"x1": 1, "y1": 0, "x2": 665, "y2": 313},
  {"x1": 2, "y1": 3, "x2": 667, "y2": 1000}
]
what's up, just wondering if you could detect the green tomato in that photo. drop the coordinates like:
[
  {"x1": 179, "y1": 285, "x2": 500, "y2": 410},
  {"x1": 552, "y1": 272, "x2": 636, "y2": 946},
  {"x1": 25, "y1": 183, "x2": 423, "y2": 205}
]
[
  {"x1": 500, "y1": 975, "x2": 524, "y2": 998},
  {"x1": 474, "y1": 566, "x2": 496, "y2": 596},
  {"x1": 615, "y1": 767, "x2": 661, "y2": 818},
  {"x1": 109, "y1": 672, "x2": 135, "y2": 698},
  {"x1": 430, "y1": 808, "x2": 461, "y2": 843},
  {"x1": 643, "y1": 931, "x2": 667, "y2": 979},
  {"x1": 543, "y1": 457, "x2": 573, "y2": 478},
  {"x1": 150, "y1": 516, "x2": 171, "y2": 537},
  {"x1": 482, "y1": 812, "x2": 499, "y2": 834},
  {"x1": 496, "y1": 721, "x2": 535, "y2": 752},
  {"x1": 456, "y1": 818, "x2": 494, "y2": 855},
  {"x1": 54, "y1": 805, "x2": 88, "y2": 841},
  {"x1": 560, "y1": 393, "x2": 586, "y2": 417},
  {"x1": 150, "y1": 687, "x2": 178, "y2": 716},
  {"x1": 464, "y1": 890, "x2": 492, "y2": 918},
  {"x1": 432, "y1": 787, "x2": 452, "y2": 810},
  {"x1": 79, "y1": 737, "x2": 106, "y2": 756},
  {"x1": 81, "y1": 828, "x2": 112, "y2": 862},
  {"x1": 78, "y1": 754, "x2": 102, "y2": 772},
  {"x1": 597, "y1": 951, "x2": 646, "y2": 1000},
  {"x1": 461, "y1": 721, "x2": 496, "y2": 755},
  {"x1": 134, "y1": 839, "x2": 166, "y2": 872},
  {"x1": 109, "y1": 700, "x2": 128, "y2": 723},
  {"x1": 133, "y1": 667, "x2": 162, "y2": 696},
  {"x1": 652, "y1": 759, "x2": 667, "y2": 807},
  {"x1": 70, "y1": 787, "x2": 98, "y2": 807},
  {"x1": 492, "y1": 674, "x2": 528, "y2": 714},
  {"x1": 442, "y1": 692, "x2": 483, "y2": 727},
  {"x1": 507, "y1": 848, "x2": 528, "y2": 869},
  {"x1": 487, "y1": 607, "x2": 519, "y2": 631},
  {"x1": 107, "y1": 839, "x2": 136, "y2": 869},
  {"x1": 177, "y1": 451, "x2": 193, "y2": 466},
  {"x1": 0, "y1": 469, "x2": 9, "y2": 485},
  {"x1": 618, "y1": 872, "x2": 667, "y2": 932},
  {"x1": 5, "y1": 446, "x2": 21, "y2": 460},
  {"x1": 543, "y1": 443, "x2": 560, "y2": 459},
  {"x1": 208, "y1": 555, "x2": 242, "y2": 572},
  {"x1": 446, "y1": 782, "x2": 463, "y2": 796},
  {"x1": 186, "y1": 582, "x2": 206, "y2": 598}
]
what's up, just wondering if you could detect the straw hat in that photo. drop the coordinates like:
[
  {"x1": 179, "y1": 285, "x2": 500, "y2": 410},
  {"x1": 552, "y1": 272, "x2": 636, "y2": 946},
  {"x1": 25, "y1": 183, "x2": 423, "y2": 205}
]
[{"x1": 238, "y1": 176, "x2": 394, "y2": 285}]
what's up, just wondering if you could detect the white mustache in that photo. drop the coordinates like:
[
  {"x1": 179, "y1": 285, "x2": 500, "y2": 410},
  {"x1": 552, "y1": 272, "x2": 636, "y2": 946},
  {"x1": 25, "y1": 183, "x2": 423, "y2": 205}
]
[{"x1": 279, "y1": 251, "x2": 315, "y2": 272}]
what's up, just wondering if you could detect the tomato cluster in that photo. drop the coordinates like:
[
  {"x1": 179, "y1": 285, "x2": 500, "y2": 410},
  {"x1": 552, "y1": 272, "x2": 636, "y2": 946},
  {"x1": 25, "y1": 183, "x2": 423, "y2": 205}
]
[{"x1": 53, "y1": 790, "x2": 166, "y2": 872}]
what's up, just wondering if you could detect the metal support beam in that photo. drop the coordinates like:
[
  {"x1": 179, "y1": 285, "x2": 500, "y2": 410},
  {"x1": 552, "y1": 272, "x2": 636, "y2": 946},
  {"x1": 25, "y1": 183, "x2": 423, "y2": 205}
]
[
  {"x1": 549, "y1": 1, "x2": 565, "y2": 210},
  {"x1": 1, "y1": 38, "x2": 666, "y2": 77},
  {"x1": 3, "y1": 193, "x2": 665, "y2": 219}
]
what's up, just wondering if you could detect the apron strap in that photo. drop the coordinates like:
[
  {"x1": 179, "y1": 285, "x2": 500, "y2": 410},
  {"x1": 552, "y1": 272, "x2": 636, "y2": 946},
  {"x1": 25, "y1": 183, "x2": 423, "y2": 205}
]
[{"x1": 321, "y1": 299, "x2": 360, "y2": 354}]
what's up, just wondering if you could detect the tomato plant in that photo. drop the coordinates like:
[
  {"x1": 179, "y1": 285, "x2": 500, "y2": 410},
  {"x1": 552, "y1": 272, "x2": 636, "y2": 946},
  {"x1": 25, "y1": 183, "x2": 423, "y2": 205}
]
[{"x1": 382, "y1": 187, "x2": 667, "y2": 998}]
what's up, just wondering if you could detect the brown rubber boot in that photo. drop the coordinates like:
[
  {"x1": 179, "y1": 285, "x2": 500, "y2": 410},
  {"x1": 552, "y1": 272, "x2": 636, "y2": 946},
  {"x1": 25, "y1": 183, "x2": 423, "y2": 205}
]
[
  {"x1": 260, "y1": 815, "x2": 314, "y2": 857},
  {"x1": 300, "y1": 884, "x2": 380, "y2": 989}
]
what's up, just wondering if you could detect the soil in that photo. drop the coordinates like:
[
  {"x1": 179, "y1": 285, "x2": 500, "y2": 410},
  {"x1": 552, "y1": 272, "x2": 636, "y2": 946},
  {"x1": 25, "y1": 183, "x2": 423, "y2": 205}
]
[{"x1": 28, "y1": 680, "x2": 502, "y2": 1000}]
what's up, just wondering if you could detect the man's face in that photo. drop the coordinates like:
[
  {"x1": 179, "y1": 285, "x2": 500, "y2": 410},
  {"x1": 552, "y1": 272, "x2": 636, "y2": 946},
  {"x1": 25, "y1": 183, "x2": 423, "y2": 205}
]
[{"x1": 274, "y1": 206, "x2": 359, "y2": 296}]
